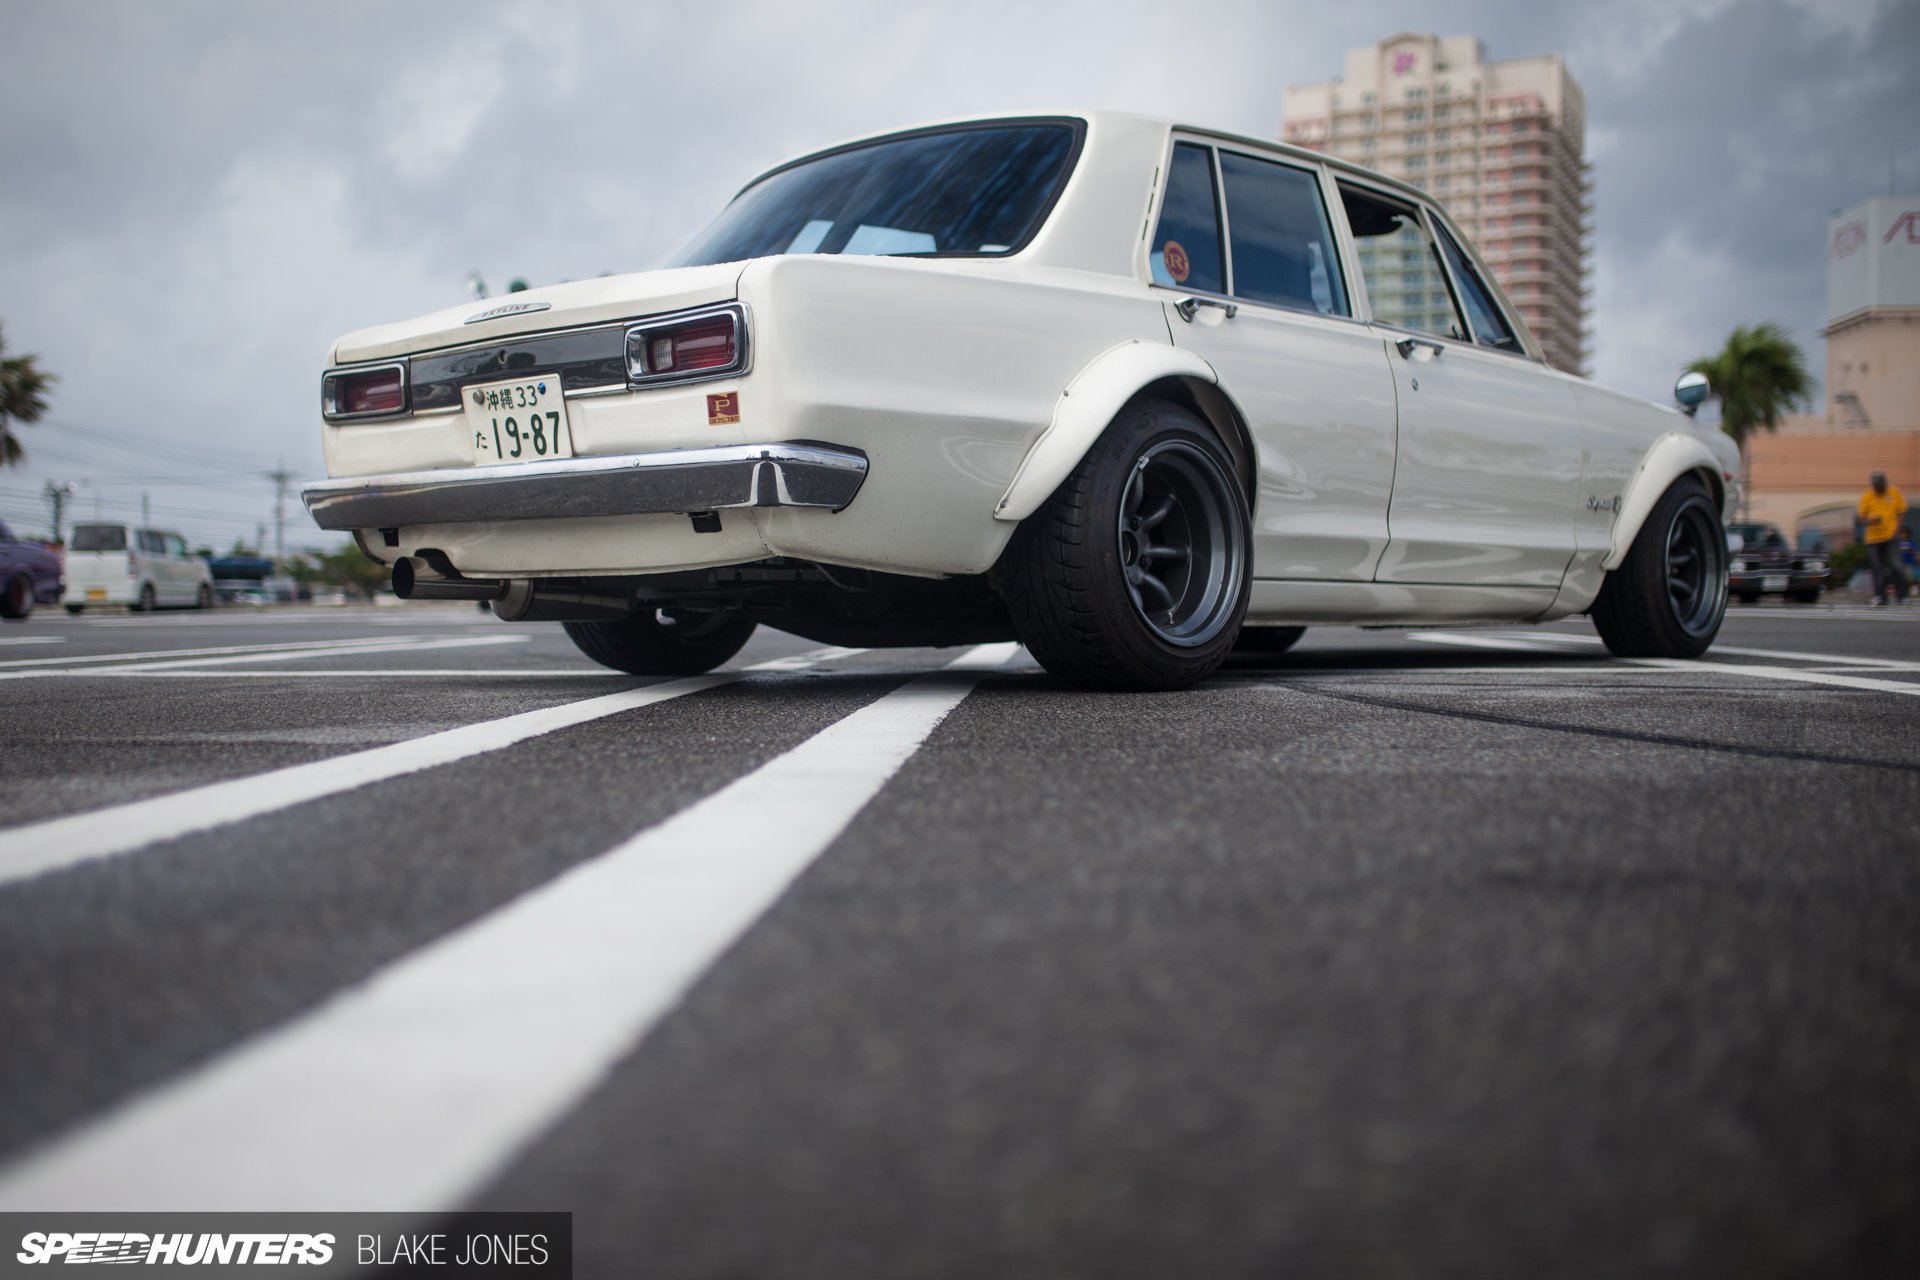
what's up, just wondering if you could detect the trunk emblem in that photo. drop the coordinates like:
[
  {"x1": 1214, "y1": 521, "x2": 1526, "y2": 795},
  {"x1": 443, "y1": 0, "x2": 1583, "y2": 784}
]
[{"x1": 464, "y1": 300, "x2": 552, "y2": 324}]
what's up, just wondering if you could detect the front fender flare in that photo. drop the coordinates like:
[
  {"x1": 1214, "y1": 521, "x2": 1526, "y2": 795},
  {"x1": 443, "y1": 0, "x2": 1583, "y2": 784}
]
[
  {"x1": 993, "y1": 341, "x2": 1217, "y2": 523},
  {"x1": 1603, "y1": 433, "x2": 1731, "y2": 570}
]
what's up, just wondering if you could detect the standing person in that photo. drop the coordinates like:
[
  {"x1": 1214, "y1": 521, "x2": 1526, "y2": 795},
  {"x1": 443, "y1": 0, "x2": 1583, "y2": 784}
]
[{"x1": 1857, "y1": 471, "x2": 1910, "y2": 605}]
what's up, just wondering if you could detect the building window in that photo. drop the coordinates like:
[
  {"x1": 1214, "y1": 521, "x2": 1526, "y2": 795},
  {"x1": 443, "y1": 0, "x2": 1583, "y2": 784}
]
[
  {"x1": 1408, "y1": 132, "x2": 1427, "y2": 145},
  {"x1": 1406, "y1": 107, "x2": 1427, "y2": 122},
  {"x1": 1408, "y1": 87, "x2": 1427, "y2": 101},
  {"x1": 1435, "y1": 129, "x2": 1450, "y2": 142},
  {"x1": 1362, "y1": 92, "x2": 1377, "y2": 105}
]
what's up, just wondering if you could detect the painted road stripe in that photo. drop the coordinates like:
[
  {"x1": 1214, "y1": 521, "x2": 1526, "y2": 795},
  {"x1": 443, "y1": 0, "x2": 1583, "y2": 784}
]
[
  {"x1": 0, "y1": 645, "x2": 873, "y2": 886},
  {"x1": 0, "y1": 635, "x2": 529, "y2": 680},
  {"x1": 0, "y1": 642, "x2": 1019, "y2": 1211},
  {"x1": 0, "y1": 678, "x2": 728, "y2": 886},
  {"x1": 0, "y1": 636, "x2": 63, "y2": 646},
  {"x1": 1408, "y1": 632, "x2": 1920, "y2": 696},
  {"x1": 0, "y1": 634, "x2": 453, "y2": 670},
  {"x1": 1507, "y1": 631, "x2": 1918, "y2": 669}
]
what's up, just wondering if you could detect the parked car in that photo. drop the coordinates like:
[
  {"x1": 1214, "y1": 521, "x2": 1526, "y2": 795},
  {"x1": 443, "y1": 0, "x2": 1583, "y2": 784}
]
[
  {"x1": 61, "y1": 523, "x2": 215, "y2": 613},
  {"x1": 1727, "y1": 521, "x2": 1825, "y2": 604},
  {"x1": 0, "y1": 518, "x2": 64, "y2": 621},
  {"x1": 303, "y1": 112, "x2": 1740, "y2": 690}
]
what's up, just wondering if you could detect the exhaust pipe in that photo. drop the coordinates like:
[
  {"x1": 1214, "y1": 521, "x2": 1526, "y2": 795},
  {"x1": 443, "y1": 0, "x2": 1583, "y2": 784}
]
[
  {"x1": 491, "y1": 580, "x2": 635, "y2": 622},
  {"x1": 390, "y1": 555, "x2": 506, "y2": 602}
]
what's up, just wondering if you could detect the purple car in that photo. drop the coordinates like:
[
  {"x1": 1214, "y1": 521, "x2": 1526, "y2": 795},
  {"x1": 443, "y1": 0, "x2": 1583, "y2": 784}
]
[{"x1": 0, "y1": 517, "x2": 64, "y2": 621}]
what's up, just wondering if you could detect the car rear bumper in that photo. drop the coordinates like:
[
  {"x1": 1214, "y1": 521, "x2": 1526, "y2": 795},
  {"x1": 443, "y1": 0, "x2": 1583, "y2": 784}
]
[{"x1": 301, "y1": 442, "x2": 869, "y2": 532}]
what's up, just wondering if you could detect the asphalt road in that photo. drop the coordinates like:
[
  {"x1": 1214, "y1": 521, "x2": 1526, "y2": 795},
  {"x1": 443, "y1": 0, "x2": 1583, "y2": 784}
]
[{"x1": 0, "y1": 598, "x2": 1916, "y2": 1278}]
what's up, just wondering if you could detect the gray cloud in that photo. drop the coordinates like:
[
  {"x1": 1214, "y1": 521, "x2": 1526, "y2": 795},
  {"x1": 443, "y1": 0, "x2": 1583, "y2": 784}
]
[{"x1": 1, "y1": 0, "x2": 1909, "y2": 550}]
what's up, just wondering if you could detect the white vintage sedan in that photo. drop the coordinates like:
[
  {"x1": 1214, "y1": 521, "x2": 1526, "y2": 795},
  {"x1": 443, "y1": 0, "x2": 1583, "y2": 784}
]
[{"x1": 304, "y1": 112, "x2": 1737, "y2": 690}]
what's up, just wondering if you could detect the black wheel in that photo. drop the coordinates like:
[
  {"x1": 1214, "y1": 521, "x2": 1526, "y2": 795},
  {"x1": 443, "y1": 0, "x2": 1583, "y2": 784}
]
[
  {"x1": 63, "y1": 604, "x2": 83, "y2": 615},
  {"x1": 1788, "y1": 589, "x2": 1821, "y2": 605},
  {"x1": 562, "y1": 609, "x2": 757, "y2": 675},
  {"x1": 1735, "y1": 591, "x2": 1761, "y2": 604},
  {"x1": 1591, "y1": 478, "x2": 1727, "y2": 658},
  {"x1": 196, "y1": 584, "x2": 215, "y2": 609},
  {"x1": 134, "y1": 583, "x2": 157, "y2": 612},
  {"x1": 998, "y1": 398, "x2": 1250, "y2": 690},
  {"x1": 1233, "y1": 625, "x2": 1306, "y2": 656},
  {"x1": 0, "y1": 574, "x2": 31, "y2": 621}
]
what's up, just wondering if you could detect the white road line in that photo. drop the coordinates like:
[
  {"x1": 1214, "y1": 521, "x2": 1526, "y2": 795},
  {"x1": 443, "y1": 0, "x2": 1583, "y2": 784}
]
[
  {"x1": 0, "y1": 635, "x2": 528, "y2": 680},
  {"x1": 0, "y1": 636, "x2": 64, "y2": 646},
  {"x1": 746, "y1": 645, "x2": 870, "y2": 670},
  {"x1": 1508, "y1": 631, "x2": 1917, "y2": 669},
  {"x1": 0, "y1": 635, "x2": 449, "y2": 670},
  {"x1": 0, "y1": 642, "x2": 1019, "y2": 1211},
  {"x1": 0, "y1": 678, "x2": 729, "y2": 887},
  {"x1": 1405, "y1": 632, "x2": 1920, "y2": 696},
  {"x1": 0, "y1": 643, "x2": 877, "y2": 885}
]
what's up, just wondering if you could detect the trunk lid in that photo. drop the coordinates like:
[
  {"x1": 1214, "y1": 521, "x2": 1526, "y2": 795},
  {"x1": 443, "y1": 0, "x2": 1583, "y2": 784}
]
[{"x1": 331, "y1": 263, "x2": 748, "y2": 365}]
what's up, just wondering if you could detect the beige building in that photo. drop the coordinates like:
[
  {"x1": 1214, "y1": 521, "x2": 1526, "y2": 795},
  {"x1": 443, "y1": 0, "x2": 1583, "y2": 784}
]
[
  {"x1": 1282, "y1": 33, "x2": 1594, "y2": 375},
  {"x1": 1745, "y1": 194, "x2": 1920, "y2": 541}
]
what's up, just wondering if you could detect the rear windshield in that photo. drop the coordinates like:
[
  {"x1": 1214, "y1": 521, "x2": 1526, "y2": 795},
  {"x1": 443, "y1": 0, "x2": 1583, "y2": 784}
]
[
  {"x1": 70, "y1": 524, "x2": 127, "y2": 552},
  {"x1": 670, "y1": 123, "x2": 1079, "y2": 267}
]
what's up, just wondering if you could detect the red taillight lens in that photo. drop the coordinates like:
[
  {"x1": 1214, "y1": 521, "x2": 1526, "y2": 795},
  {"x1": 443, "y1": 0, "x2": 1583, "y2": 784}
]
[
  {"x1": 626, "y1": 310, "x2": 743, "y2": 381},
  {"x1": 647, "y1": 318, "x2": 735, "y2": 374},
  {"x1": 325, "y1": 366, "x2": 406, "y2": 418}
]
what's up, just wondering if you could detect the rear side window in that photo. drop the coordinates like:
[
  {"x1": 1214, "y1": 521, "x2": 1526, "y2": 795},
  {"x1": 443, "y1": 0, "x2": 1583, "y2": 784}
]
[
  {"x1": 71, "y1": 524, "x2": 127, "y2": 552},
  {"x1": 139, "y1": 530, "x2": 166, "y2": 554},
  {"x1": 1217, "y1": 152, "x2": 1349, "y2": 316},
  {"x1": 1149, "y1": 143, "x2": 1225, "y2": 294},
  {"x1": 1433, "y1": 221, "x2": 1519, "y2": 352}
]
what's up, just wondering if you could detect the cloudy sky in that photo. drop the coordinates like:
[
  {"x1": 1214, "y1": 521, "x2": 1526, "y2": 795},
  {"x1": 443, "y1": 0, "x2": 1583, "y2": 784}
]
[{"x1": 1, "y1": 0, "x2": 1914, "y2": 553}]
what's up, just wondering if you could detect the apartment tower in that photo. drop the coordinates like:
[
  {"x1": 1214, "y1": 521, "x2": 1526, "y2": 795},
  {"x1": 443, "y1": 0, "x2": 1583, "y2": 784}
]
[{"x1": 1282, "y1": 33, "x2": 1594, "y2": 374}]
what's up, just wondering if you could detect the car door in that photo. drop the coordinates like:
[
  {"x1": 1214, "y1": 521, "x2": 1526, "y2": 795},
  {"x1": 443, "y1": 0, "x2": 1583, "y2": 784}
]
[
  {"x1": 1153, "y1": 139, "x2": 1398, "y2": 581},
  {"x1": 1337, "y1": 180, "x2": 1582, "y2": 589},
  {"x1": 163, "y1": 532, "x2": 198, "y2": 602}
]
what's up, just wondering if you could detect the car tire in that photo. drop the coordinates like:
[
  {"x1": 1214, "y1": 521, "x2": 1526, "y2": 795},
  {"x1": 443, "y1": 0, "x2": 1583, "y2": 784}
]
[
  {"x1": 64, "y1": 604, "x2": 83, "y2": 615},
  {"x1": 1735, "y1": 591, "x2": 1762, "y2": 604},
  {"x1": 1788, "y1": 588, "x2": 1821, "y2": 604},
  {"x1": 0, "y1": 574, "x2": 31, "y2": 621},
  {"x1": 1233, "y1": 625, "x2": 1306, "y2": 656},
  {"x1": 134, "y1": 583, "x2": 157, "y2": 612},
  {"x1": 1591, "y1": 477, "x2": 1727, "y2": 659},
  {"x1": 196, "y1": 584, "x2": 215, "y2": 609},
  {"x1": 998, "y1": 398, "x2": 1251, "y2": 691},
  {"x1": 562, "y1": 610, "x2": 757, "y2": 675}
]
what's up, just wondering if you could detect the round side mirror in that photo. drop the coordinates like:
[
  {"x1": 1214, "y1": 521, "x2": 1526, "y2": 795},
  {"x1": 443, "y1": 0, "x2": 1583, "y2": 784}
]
[{"x1": 1675, "y1": 370, "x2": 1711, "y2": 411}]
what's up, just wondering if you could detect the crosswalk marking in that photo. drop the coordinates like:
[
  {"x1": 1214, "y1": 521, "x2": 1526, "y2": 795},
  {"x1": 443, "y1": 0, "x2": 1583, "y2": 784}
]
[{"x1": 0, "y1": 643, "x2": 1019, "y2": 1211}]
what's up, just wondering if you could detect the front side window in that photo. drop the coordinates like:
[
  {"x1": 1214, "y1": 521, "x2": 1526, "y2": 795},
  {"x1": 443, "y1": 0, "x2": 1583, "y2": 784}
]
[
  {"x1": 1148, "y1": 143, "x2": 1226, "y2": 294},
  {"x1": 1338, "y1": 183, "x2": 1466, "y2": 341},
  {"x1": 1433, "y1": 218, "x2": 1519, "y2": 352},
  {"x1": 1216, "y1": 152, "x2": 1349, "y2": 316},
  {"x1": 670, "y1": 123, "x2": 1078, "y2": 267}
]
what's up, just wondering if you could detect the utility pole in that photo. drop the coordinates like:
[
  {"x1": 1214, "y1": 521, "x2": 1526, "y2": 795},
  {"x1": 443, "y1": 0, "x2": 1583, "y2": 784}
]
[
  {"x1": 42, "y1": 481, "x2": 74, "y2": 543},
  {"x1": 141, "y1": 491, "x2": 151, "y2": 527},
  {"x1": 265, "y1": 463, "x2": 293, "y2": 563}
]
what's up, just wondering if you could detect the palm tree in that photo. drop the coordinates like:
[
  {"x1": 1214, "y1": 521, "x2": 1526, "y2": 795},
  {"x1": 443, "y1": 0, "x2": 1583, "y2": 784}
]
[
  {"x1": 1687, "y1": 323, "x2": 1813, "y2": 518},
  {"x1": 0, "y1": 324, "x2": 57, "y2": 469}
]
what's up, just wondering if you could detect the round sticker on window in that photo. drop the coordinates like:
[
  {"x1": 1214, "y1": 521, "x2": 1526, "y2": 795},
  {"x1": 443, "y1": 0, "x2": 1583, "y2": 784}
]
[{"x1": 1162, "y1": 240, "x2": 1191, "y2": 283}]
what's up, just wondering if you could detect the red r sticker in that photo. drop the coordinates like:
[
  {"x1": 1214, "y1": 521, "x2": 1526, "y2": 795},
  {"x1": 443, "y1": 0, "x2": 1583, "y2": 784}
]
[
  {"x1": 1162, "y1": 240, "x2": 1190, "y2": 283},
  {"x1": 707, "y1": 392, "x2": 740, "y2": 425}
]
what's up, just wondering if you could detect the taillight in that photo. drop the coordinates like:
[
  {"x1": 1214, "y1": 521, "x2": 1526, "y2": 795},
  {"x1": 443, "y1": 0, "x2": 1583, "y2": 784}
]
[
  {"x1": 322, "y1": 364, "x2": 408, "y2": 420},
  {"x1": 625, "y1": 306, "x2": 746, "y2": 384}
]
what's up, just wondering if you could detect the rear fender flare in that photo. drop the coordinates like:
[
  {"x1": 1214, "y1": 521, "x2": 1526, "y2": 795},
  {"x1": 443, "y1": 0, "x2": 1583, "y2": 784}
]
[
  {"x1": 1603, "y1": 433, "x2": 1731, "y2": 570},
  {"x1": 994, "y1": 342, "x2": 1219, "y2": 524}
]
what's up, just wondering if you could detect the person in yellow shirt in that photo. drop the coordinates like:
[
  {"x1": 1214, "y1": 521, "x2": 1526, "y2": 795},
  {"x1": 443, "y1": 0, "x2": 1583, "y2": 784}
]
[{"x1": 1858, "y1": 471, "x2": 1910, "y2": 605}]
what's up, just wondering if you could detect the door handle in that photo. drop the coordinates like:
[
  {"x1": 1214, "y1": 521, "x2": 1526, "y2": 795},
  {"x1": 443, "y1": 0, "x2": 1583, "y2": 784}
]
[
  {"x1": 1175, "y1": 296, "x2": 1238, "y2": 323},
  {"x1": 1395, "y1": 336, "x2": 1445, "y2": 359}
]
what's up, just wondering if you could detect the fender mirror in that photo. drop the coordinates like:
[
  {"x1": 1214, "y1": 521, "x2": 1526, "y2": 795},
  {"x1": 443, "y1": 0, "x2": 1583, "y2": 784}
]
[{"x1": 1675, "y1": 370, "x2": 1710, "y2": 416}]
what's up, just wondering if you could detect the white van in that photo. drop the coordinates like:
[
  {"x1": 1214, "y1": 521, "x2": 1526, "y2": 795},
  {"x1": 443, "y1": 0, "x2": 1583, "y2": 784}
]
[{"x1": 61, "y1": 524, "x2": 216, "y2": 613}]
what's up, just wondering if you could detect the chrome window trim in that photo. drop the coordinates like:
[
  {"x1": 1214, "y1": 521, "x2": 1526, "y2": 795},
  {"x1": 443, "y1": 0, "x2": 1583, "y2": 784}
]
[
  {"x1": 321, "y1": 361, "x2": 410, "y2": 423},
  {"x1": 625, "y1": 303, "x2": 753, "y2": 389}
]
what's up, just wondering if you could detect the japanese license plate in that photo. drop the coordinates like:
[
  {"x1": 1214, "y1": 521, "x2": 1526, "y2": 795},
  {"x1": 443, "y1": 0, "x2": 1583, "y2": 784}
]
[
  {"x1": 463, "y1": 374, "x2": 573, "y2": 465},
  {"x1": 1762, "y1": 575, "x2": 1787, "y2": 592}
]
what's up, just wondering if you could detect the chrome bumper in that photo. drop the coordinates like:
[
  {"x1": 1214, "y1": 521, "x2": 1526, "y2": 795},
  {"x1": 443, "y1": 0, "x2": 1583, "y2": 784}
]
[{"x1": 301, "y1": 443, "x2": 868, "y2": 532}]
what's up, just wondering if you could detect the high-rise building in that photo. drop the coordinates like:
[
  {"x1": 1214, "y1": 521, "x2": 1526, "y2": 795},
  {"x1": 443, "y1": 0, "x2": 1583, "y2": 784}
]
[
  {"x1": 1744, "y1": 194, "x2": 1920, "y2": 539},
  {"x1": 1282, "y1": 33, "x2": 1594, "y2": 375}
]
